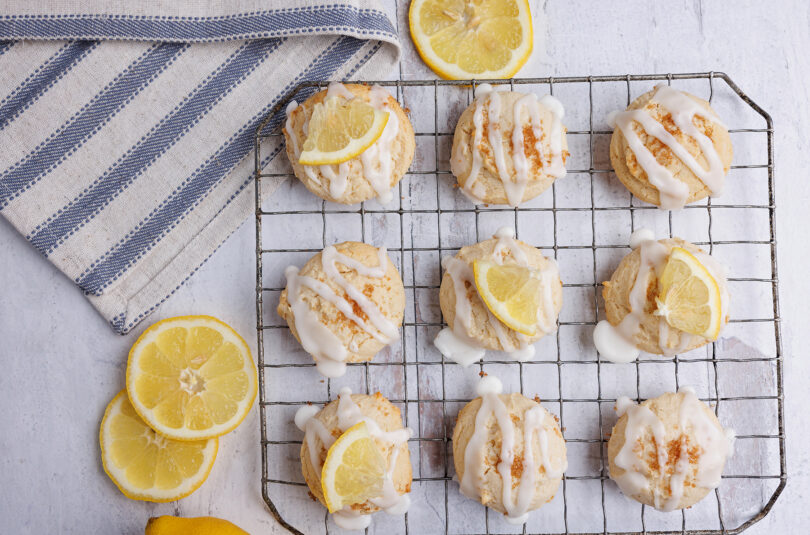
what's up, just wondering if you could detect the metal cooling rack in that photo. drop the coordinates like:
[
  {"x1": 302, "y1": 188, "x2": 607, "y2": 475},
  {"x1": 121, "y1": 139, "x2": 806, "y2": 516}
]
[{"x1": 253, "y1": 73, "x2": 785, "y2": 535}]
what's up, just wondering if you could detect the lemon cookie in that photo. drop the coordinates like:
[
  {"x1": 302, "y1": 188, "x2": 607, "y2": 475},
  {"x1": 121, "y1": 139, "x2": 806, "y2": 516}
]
[
  {"x1": 452, "y1": 376, "x2": 566, "y2": 524},
  {"x1": 295, "y1": 389, "x2": 412, "y2": 530},
  {"x1": 283, "y1": 83, "x2": 415, "y2": 205},
  {"x1": 450, "y1": 84, "x2": 568, "y2": 206},
  {"x1": 278, "y1": 241, "x2": 405, "y2": 377},
  {"x1": 608, "y1": 389, "x2": 735, "y2": 511},
  {"x1": 609, "y1": 85, "x2": 733, "y2": 210},
  {"x1": 434, "y1": 227, "x2": 562, "y2": 366},
  {"x1": 594, "y1": 229, "x2": 729, "y2": 361}
]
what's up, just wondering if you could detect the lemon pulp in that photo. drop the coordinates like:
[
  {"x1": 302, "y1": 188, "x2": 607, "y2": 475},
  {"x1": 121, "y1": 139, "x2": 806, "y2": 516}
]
[
  {"x1": 473, "y1": 260, "x2": 543, "y2": 336},
  {"x1": 100, "y1": 391, "x2": 218, "y2": 502},
  {"x1": 126, "y1": 315, "x2": 257, "y2": 441},
  {"x1": 409, "y1": 0, "x2": 533, "y2": 80},
  {"x1": 298, "y1": 96, "x2": 389, "y2": 165},
  {"x1": 321, "y1": 421, "x2": 387, "y2": 513}
]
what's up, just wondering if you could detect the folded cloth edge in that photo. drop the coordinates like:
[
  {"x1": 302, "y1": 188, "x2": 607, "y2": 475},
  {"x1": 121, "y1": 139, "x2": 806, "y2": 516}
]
[
  {"x1": 0, "y1": 4, "x2": 399, "y2": 45},
  {"x1": 0, "y1": 3, "x2": 400, "y2": 334}
]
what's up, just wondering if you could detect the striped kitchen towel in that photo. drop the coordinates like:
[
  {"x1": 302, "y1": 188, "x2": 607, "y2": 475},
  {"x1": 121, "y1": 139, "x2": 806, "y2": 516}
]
[{"x1": 0, "y1": 1, "x2": 400, "y2": 334}]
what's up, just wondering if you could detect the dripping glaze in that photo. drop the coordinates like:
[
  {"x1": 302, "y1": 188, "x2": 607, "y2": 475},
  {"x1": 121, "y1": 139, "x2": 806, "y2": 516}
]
[
  {"x1": 459, "y1": 376, "x2": 565, "y2": 524},
  {"x1": 295, "y1": 388, "x2": 413, "y2": 527},
  {"x1": 284, "y1": 82, "x2": 400, "y2": 204},
  {"x1": 434, "y1": 227, "x2": 559, "y2": 366},
  {"x1": 284, "y1": 245, "x2": 399, "y2": 378},
  {"x1": 453, "y1": 84, "x2": 566, "y2": 207}
]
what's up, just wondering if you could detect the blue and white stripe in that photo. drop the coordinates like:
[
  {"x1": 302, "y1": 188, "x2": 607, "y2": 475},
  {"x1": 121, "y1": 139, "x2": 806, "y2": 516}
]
[
  {"x1": 0, "y1": 6, "x2": 396, "y2": 43},
  {"x1": 0, "y1": 1, "x2": 400, "y2": 334}
]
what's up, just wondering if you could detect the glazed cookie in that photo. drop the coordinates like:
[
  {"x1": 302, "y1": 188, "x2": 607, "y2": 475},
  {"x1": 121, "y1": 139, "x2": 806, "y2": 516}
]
[
  {"x1": 608, "y1": 389, "x2": 734, "y2": 511},
  {"x1": 452, "y1": 376, "x2": 566, "y2": 524},
  {"x1": 434, "y1": 227, "x2": 562, "y2": 365},
  {"x1": 609, "y1": 85, "x2": 733, "y2": 210},
  {"x1": 278, "y1": 241, "x2": 405, "y2": 377},
  {"x1": 450, "y1": 84, "x2": 568, "y2": 206},
  {"x1": 594, "y1": 230, "x2": 729, "y2": 360},
  {"x1": 283, "y1": 82, "x2": 415, "y2": 205},
  {"x1": 295, "y1": 388, "x2": 412, "y2": 530}
]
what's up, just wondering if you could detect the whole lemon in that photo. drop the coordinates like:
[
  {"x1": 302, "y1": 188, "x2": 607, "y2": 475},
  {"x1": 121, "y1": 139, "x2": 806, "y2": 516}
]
[{"x1": 145, "y1": 516, "x2": 249, "y2": 535}]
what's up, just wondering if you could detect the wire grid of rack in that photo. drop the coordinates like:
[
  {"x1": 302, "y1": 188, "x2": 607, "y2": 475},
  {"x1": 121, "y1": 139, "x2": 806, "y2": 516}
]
[{"x1": 253, "y1": 72, "x2": 785, "y2": 535}]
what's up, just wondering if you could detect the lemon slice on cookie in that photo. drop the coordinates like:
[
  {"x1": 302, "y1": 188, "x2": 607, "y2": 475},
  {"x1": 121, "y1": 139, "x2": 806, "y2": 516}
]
[
  {"x1": 409, "y1": 0, "x2": 533, "y2": 80},
  {"x1": 126, "y1": 315, "x2": 257, "y2": 441},
  {"x1": 298, "y1": 96, "x2": 389, "y2": 165},
  {"x1": 655, "y1": 247, "x2": 723, "y2": 340},
  {"x1": 100, "y1": 391, "x2": 218, "y2": 502},
  {"x1": 321, "y1": 422, "x2": 387, "y2": 513},
  {"x1": 473, "y1": 260, "x2": 542, "y2": 336}
]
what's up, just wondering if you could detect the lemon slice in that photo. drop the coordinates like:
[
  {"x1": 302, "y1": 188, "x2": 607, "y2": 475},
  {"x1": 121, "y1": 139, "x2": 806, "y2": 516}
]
[
  {"x1": 100, "y1": 391, "x2": 218, "y2": 502},
  {"x1": 654, "y1": 247, "x2": 723, "y2": 340},
  {"x1": 321, "y1": 422, "x2": 387, "y2": 513},
  {"x1": 298, "y1": 96, "x2": 389, "y2": 165},
  {"x1": 126, "y1": 316, "x2": 258, "y2": 441},
  {"x1": 473, "y1": 260, "x2": 542, "y2": 336},
  {"x1": 409, "y1": 0, "x2": 533, "y2": 80}
]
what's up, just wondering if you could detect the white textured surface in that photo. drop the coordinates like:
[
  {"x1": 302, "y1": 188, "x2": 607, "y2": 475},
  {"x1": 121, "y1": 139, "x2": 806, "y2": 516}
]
[{"x1": 2, "y1": 0, "x2": 809, "y2": 532}]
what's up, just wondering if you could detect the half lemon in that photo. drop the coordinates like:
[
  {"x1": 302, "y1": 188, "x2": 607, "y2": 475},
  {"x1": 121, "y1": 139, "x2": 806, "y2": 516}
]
[{"x1": 655, "y1": 247, "x2": 723, "y2": 340}]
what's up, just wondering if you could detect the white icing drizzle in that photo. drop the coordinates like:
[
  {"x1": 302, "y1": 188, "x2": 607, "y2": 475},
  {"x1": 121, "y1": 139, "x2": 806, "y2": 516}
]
[
  {"x1": 320, "y1": 162, "x2": 351, "y2": 200},
  {"x1": 613, "y1": 395, "x2": 668, "y2": 504},
  {"x1": 333, "y1": 510, "x2": 371, "y2": 531},
  {"x1": 628, "y1": 227, "x2": 656, "y2": 249},
  {"x1": 616, "y1": 237, "x2": 670, "y2": 344},
  {"x1": 284, "y1": 101, "x2": 300, "y2": 154},
  {"x1": 593, "y1": 320, "x2": 640, "y2": 363},
  {"x1": 593, "y1": 229, "x2": 729, "y2": 362},
  {"x1": 677, "y1": 387, "x2": 731, "y2": 491},
  {"x1": 454, "y1": 89, "x2": 566, "y2": 207},
  {"x1": 538, "y1": 95, "x2": 567, "y2": 178},
  {"x1": 326, "y1": 81, "x2": 356, "y2": 100},
  {"x1": 433, "y1": 325, "x2": 486, "y2": 367},
  {"x1": 321, "y1": 246, "x2": 399, "y2": 340},
  {"x1": 295, "y1": 405, "x2": 333, "y2": 471},
  {"x1": 459, "y1": 376, "x2": 564, "y2": 524},
  {"x1": 434, "y1": 227, "x2": 558, "y2": 365},
  {"x1": 295, "y1": 388, "x2": 413, "y2": 528},
  {"x1": 486, "y1": 90, "x2": 511, "y2": 200},
  {"x1": 284, "y1": 82, "x2": 399, "y2": 204},
  {"x1": 358, "y1": 85, "x2": 400, "y2": 204},
  {"x1": 658, "y1": 319, "x2": 692, "y2": 357},
  {"x1": 492, "y1": 226, "x2": 529, "y2": 265},
  {"x1": 593, "y1": 233, "x2": 674, "y2": 360},
  {"x1": 610, "y1": 85, "x2": 727, "y2": 210},
  {"x1": 284, "y1": 265, "x2": 347, "y2": 377},
  {"x1": 613, "y1": 388, "x2": 733, "y2": 511},
  {"x1": 435, "y1": 255, "x2": 489, "y2": 365},
  {"x1": 474, "y1": 83, "x2": 497, "y2": 99},
  {"x1": 284, "y1": 245, "x2": 398, "y2": 377}
]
